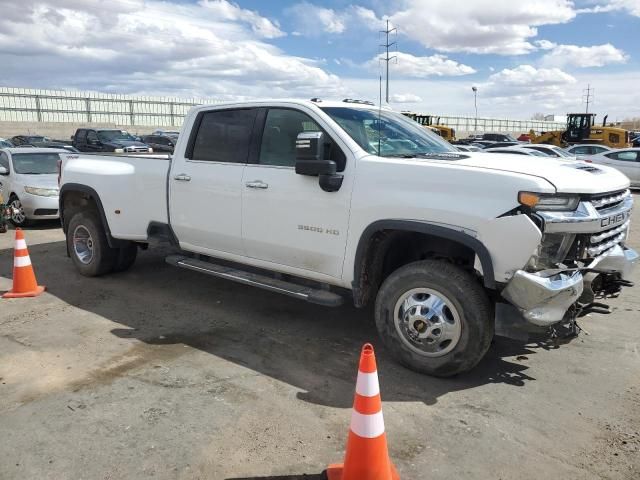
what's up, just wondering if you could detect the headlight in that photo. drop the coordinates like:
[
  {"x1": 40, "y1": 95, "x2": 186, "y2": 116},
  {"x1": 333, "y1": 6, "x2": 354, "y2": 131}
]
[
  {"x1": 24, "y1": 186, "x2": 59, "y2": 197},
  {"x1": 518, "y1": 192, "x2": 579, "y2": 211}
]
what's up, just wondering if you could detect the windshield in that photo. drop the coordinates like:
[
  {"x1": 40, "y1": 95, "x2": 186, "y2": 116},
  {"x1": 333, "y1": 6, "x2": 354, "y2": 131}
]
[
  {"x1": 0, "y1": 140, "x2": 12, "y2": 147},
  {"x1": 504, "y1": 134, "x2": 518, "y2": 142},
  {"x1": 26, "y1": 136, "x2": 50, "y2": 143},
  {"x1": 550, "y1": 147, "x2": 574, "y2": 158},
  {"x1": 321, "y1": 107, "x2": 454, "y2": 157},
  {"x1": 97, "y1": 130, "x2": 135, "y2": 142},
  {"x1": 12, "y1": 152, "x2": 60, "y2": 174}
]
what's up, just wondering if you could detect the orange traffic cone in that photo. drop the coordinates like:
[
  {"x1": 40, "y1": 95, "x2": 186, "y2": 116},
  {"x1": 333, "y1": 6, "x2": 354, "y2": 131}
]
[
  {"x1": 2, "y1": 228, "x2": 45, "y2": 298},
  {"x1": 327, "y1": 343, "x2": 399, "y2": 480}
]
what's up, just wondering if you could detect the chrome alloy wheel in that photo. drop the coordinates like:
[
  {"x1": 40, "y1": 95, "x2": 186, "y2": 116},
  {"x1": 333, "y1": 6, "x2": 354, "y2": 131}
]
[
  {"x1": 73, "y1": 225, "x2": 95, "y2": 265},
  {"x1": 10, "y1": 198, "x2": 26, "y2": 225},
  {"x1": 393, "y1": 288, "x2": 462, "y2": 357}
]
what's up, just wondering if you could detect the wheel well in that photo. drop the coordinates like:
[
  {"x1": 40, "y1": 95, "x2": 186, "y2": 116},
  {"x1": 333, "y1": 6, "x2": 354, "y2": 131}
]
[
  {"x1": 61, "y1": 190, "x2": 99, "y2": 233},
  {"x1": 353, "y1": 228, "x2": 488, "y2": 308}
]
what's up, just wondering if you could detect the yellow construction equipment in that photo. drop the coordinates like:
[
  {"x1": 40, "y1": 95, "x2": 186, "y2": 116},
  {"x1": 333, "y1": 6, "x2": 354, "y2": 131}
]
[
  {"x1": 402, "y1": 112, "x2": 456, "y2": 142},
  {"x1": 529, "y1": 113, "x2": 631, "y2": 149}
]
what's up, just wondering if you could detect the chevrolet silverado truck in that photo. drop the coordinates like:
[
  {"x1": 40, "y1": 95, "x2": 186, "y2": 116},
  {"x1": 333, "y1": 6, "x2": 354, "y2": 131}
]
[{"x1": 58, "y1": 99, "x2": 638, "y2": 377}]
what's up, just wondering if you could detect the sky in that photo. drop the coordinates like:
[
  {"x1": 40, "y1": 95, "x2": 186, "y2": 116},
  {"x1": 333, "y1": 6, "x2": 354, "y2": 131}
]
[{"x1": 0, "y1": 0, "x2": 639, "y2": 120}]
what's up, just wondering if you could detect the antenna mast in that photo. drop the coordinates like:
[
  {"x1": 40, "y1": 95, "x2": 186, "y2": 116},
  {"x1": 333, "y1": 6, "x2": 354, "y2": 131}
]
[
  {"x1": 380, "y1": 19, "x2": 397, "y2": 103},
  {"x1": 583, "y1": 84, "x2": 594, "y2": 114}
]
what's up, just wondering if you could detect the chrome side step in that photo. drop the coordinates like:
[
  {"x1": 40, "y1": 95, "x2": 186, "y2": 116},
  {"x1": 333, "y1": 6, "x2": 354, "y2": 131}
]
[{"x1": 165, "y1": 255, "x2": 343, "y2": 307}]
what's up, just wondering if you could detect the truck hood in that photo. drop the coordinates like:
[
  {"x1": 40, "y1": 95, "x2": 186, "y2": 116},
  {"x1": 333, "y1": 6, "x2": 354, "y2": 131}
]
[
  {"x1": 15, "y1": 173, "x2": 58, "y2": 189},
  {"x1": 105, "y1": 140, "x2": 148, "y2": 148},
  {"x1": 453, "y1": 152, "x2": 630, "y2": 194}
]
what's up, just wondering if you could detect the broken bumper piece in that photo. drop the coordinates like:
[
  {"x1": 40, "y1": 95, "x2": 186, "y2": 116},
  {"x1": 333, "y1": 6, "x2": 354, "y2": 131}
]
[{"x1": 502, "y1": 270, "x2": 584, "y2": 327}]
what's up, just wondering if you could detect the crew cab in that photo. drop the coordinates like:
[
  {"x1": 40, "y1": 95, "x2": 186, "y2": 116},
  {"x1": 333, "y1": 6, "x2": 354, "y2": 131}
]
[{"x1": 58, "y1": 99, "x2": 638, "y2": 377}]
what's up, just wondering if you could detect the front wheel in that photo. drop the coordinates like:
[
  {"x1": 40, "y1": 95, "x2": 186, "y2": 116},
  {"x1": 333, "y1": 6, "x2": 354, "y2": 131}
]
[
  {"x1": 374, "y1": 260, "x2": 494, "y2": 377},
  {"x1": 9, "y1": 196, "x2": 30, "y2": 227}
]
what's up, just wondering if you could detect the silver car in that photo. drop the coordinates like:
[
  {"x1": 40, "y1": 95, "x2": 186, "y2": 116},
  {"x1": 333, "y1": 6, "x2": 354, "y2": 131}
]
[
  {"x1": 0, "y1": 148, "x2": 65, "y2": 226},
  {"x1": 583, "y1": 148, "x2": 640, "y2": 188}
]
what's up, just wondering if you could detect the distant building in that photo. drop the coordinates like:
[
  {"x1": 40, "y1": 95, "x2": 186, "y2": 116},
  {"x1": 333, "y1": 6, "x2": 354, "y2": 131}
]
[{"x1": 544, "y1": 114, "x2": 567, "y2": 123}]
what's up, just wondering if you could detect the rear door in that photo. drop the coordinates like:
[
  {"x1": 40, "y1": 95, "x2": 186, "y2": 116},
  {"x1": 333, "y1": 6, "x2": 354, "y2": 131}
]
[
  {"x1": 169, "y1": 108, "x2": 258, "y2": 256},
  {"x1": 603, "y1": 151, "x2": 640, "y2": 185},
  {"x1": 240, "y1": 107, "x2": 353, "y2": 279}
]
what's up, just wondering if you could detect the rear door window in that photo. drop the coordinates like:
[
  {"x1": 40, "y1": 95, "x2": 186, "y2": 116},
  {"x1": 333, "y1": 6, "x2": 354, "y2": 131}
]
[
  {"x1": 189, "y1": 109, "x2": 257, "y2": 163},
  {"x1": 606, "y1": 151, "x2": 639, "y2": 162}
]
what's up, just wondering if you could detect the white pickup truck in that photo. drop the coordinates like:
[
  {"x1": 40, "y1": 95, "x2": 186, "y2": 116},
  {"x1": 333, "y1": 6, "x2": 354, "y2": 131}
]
[{"x1": 58, "y1": 99, "x2": 638, "y2": 376}]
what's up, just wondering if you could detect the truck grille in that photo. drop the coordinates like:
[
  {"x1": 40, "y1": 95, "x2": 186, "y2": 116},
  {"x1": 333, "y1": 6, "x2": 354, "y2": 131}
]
[
  {"x1": 587, "y1": 220, "x2": 630, "y2": 257},
  {"x1": 589, "y1": 189, "x2": 630, "y2": 211}
]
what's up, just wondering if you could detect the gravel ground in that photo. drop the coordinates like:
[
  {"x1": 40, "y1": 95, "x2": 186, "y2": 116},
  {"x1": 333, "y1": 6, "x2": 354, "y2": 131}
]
[{"x1": 1, "y1": 200, "x2": 639, "y2": 480}]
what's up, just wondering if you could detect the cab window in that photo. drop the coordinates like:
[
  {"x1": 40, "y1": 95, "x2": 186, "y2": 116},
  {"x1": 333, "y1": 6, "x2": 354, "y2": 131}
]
[
  {"x1": 258, "y1": 108, "x2": 345, "y2": 170},
  {"x1": 190, "y1": 109, "x2": 257, "y2": 163}
]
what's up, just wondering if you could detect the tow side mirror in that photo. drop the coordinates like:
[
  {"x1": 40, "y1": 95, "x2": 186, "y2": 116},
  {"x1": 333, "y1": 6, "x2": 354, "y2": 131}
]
[
  {"x1": 295, "y1": 131, "x2": 343, "y2": 192},
  {"x1": 0, "y1": 166, "x2": 7, "y2": 175}
]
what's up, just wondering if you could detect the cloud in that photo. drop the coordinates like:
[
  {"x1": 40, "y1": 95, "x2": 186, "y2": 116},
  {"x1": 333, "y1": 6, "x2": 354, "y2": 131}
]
[
  {"x1": 285, "y1": 3, "x2": 386, "y2": 37},
  {"x1": 390, "y1": 93, "x2": 423, "y2": 103},
  {"x1": 481, "y1": 65, "x2": 577, "y2": 110},
  {"x1": 389, "y1": 0, "x2": 576, "y2": 55},
  {"x1": 0, "y1": 0, "x2": 349, "y2": 100},
  {"x1": 285, "y1": 2, "x2": 346, "y2": 35},
  {"x1": 540, "y1": 43, "x2": 628, "y2": 68},
  {"x1": 578, "y1": 0, "x2": 640, "y2": 16},
  {"x1": 365, "y1": 52, "x2": 476, "y2": 78},
  {"x1": 535, "y1": 40, "x2": 557, "y2": 50}
]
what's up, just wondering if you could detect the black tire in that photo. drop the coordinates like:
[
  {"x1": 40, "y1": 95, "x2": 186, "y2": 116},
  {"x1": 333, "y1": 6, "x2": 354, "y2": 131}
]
[
  {"x1": 8, "y1": 195, "x2": 31, "y2": 227},
  {"x1": 66, "y1": 210, "x2": 117, "y2": 276},
  {"x1": 374, "y1": 260, "x2": 494, "y2": 377},
  {"x1": 112, "y1": 242, "x2": 138, "y2": 273}
]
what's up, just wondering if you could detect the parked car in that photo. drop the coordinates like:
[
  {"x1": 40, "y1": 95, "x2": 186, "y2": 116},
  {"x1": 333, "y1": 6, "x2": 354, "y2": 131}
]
[
  {"x1": 481, "y1": 141, "x2": 520, "y2": 149},
  {"x1": 140, "y1": 134, "x2": 176, "y2": 153},
  {"x1": 0, "y1": 138, "x2": 13, "y2": 148},
  {"x1": 583, "y1": 148, "x2": 640, "y2": 188},
  {"x1": 483, "y1": 146, "x2": 550, "y2": 156},
  {"x1": 481, "y1": 133, "x2": 519, "y2": 143},
  {"x1": 565, "y1": 144, "x2": 612, "y2": 157},
  {"x1": 9, "y1": 134, "x2": 76, "y2": 152},
  {"x1": 456, "y1": 145, "x2": 483, "y2": 152},
  {"x1": 0, "y1": 148, "x2": 66, "y2": 226},
  {"x1": 152, "y1": 129, "x2": 180, "y2": 137},
  {"x1": 517, "y1": 133, "x2": 531, "y2": 142},
  {"x1": 520, "y1": 144, "x2": 576, "y2": 159},
  {"x1": 72, "y1": 128, "x2": 152, "y2": 153},
  {"x1": 59, "y1": 99, "x2": 636, "y2": 377},
  {"x1": 632, "y1": 135, "x2": 640, "y2": 148}
]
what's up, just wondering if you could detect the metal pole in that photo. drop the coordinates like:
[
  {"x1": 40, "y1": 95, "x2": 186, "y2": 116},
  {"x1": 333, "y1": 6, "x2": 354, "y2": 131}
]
[{"x1": 472, "y1": 87, "x2": 478, "y2": 133}]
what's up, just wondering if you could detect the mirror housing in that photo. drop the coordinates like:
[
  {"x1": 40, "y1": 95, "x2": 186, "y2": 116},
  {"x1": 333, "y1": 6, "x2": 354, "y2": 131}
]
[
  {"x1": 295, "y1": 131, "x2": 328, "y2": 176},
  {"x1": 294, "y1": 131, "x2": 344, "y2": 192},
  {"x1": 0, "y1": 166, "x2": 7, "y2": 175}
]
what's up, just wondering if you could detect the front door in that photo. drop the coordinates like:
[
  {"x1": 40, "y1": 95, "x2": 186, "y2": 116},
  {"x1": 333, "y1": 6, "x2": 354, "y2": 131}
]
[
  {"x1": 241, "y1": 107, "x2": 353, "y2": 279},
  {"x1": 604, "y1": 151, "x2": 640, "y2": 186},
  {"x1": 169, "y1": 108, "x2": 258, "y2": 256}
]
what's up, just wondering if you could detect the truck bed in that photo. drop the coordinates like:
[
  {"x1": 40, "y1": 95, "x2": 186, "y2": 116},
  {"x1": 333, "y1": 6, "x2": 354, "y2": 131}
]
[{"x1": 60, "y1": 153, "x2": 172, "y2": 241}]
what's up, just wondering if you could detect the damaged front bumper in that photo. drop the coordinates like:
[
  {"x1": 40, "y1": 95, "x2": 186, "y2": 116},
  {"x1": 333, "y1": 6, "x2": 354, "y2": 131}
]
[{"x1": 502, "y1": 245, "x2": 638, "y2": 327}]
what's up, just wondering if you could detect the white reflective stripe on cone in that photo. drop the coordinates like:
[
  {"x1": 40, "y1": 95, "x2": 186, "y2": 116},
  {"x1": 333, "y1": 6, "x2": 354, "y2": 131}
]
[
  {"x1": 350, "y1": 410, "x2": 385, "y2": 439},
  {"x1": 355, "y1": 371, "x2": 380, "y2": 397},
  {"x1": 15, "y1": 239, "x2": 27, "y2": 250},
  {"x1": 14, "y1": 256, "x2": 31, "y2": 267}
]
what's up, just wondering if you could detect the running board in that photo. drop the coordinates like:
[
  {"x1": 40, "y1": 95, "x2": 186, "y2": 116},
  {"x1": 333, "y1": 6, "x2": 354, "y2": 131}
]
[{"x1": 165, "y1": 255, "x2": 343, "y2": 307}]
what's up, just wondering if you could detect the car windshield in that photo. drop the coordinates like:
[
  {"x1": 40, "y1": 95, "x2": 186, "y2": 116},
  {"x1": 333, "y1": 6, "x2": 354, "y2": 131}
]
[
  {"x1": 550, "y1": 147, "x2": 574, "y2": 158},
  {"x1": 320, "y1": 107, "x2": 454, "y2": 157},
  {"x1": 504, "y1": 134, "x2": 518, "y2": 142},
  {"x1": 0, "y1": 140, "x2": 12, "y2": 147},
  {"x1": 11, "y1": 152, "x2": 60, "y2": 174},
  {"x1": 97, "y1": 130, "x2": 135, "y2": 142},
  {"x1": 26, "y1": 136, "x2": 50, "y2": 143}
]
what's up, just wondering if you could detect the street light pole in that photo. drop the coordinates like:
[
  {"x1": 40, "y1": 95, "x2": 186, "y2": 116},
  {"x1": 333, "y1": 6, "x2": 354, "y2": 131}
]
[{"x1": 472, "y1": 86, "x2": 478, "y2": 134}]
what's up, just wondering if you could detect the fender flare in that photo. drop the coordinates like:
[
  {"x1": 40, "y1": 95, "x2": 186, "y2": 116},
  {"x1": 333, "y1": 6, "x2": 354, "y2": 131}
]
[
  {"x1": 59, "y1": 183, "x2": 128, "y2": 248},
  {"x1": 353, "y1": 220, "x2": 496, "y2": 293}
]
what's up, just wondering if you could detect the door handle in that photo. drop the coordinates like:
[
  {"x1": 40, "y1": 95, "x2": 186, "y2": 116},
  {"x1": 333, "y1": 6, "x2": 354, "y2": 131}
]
[
  {"x1": 174, "y1": 174, "x2": 191, "y2": 182},
  {"x1": 245, "y1": 180, "x2": 268, "y2": 189}
]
